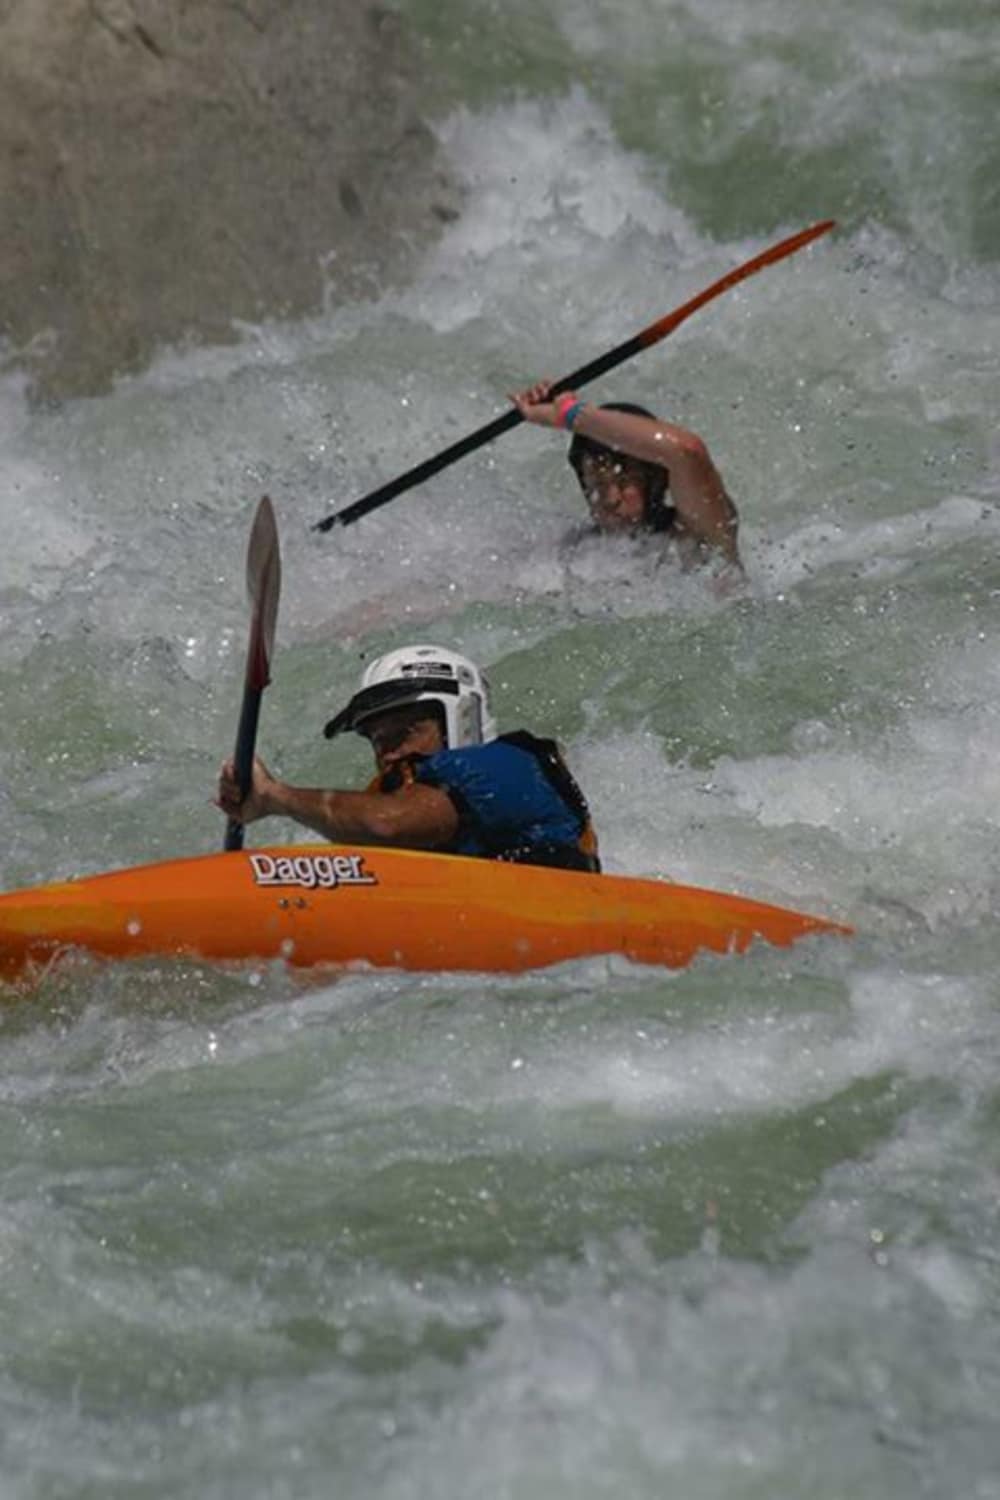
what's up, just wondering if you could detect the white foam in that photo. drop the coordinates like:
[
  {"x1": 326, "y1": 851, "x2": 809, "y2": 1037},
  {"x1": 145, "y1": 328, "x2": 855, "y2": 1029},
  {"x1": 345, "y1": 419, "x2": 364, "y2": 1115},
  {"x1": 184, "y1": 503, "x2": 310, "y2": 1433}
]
[{"x1": 755, "y1": 494, "x2": 1000, "y2": 592}]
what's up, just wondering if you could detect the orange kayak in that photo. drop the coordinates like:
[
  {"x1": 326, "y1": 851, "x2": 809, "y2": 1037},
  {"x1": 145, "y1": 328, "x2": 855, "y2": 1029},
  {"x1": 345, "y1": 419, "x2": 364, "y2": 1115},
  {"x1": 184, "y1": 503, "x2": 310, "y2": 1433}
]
[{"x1": 0, "y1": 843, "x2": 851, "y2": 986}]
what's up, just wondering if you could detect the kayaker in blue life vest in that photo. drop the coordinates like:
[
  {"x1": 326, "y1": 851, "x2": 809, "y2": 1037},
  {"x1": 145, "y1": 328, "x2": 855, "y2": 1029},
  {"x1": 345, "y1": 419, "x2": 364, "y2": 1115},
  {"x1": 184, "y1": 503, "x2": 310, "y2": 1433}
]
[
  {"x1": 509, "y1": 381, "x2": 742, "y2": 574},
  {"x1": 216, "y1": 643, "x2": 600, "y2": 873}
]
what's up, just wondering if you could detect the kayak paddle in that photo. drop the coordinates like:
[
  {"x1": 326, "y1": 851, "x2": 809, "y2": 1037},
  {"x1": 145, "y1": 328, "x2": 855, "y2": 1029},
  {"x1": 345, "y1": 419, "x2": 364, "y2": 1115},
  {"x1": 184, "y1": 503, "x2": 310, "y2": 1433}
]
[
  {"x1": 313, "y1": 219, "x2": 835, "y2": 533},
  {"x1": 224, "y1": 495, "x2": 282, "y2": 852}
]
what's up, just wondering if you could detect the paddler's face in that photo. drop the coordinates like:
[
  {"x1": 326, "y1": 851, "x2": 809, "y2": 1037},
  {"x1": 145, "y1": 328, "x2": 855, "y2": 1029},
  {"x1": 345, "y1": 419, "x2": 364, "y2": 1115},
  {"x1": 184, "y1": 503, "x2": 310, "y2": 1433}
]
[
  {"x1": 580, "y1": 454, "x2": 649, "y2": 532},
  {"x1": 363, "y1": 708, "x2": 446, "y2": 772}
]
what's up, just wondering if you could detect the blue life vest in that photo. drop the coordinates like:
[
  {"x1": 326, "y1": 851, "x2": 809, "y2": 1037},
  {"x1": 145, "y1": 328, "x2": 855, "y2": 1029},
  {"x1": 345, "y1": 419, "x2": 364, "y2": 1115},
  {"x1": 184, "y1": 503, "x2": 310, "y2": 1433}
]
[{"x1": 408, "y1": 731, "x2": 600, "y2": 873}]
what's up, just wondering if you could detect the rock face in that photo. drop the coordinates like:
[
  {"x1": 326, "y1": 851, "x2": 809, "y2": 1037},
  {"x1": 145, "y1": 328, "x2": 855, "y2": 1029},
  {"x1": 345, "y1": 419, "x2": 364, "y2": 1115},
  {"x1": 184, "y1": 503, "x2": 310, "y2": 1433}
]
[{"x1": 0, "y1": 0, "x2": 460, "y2": 399}]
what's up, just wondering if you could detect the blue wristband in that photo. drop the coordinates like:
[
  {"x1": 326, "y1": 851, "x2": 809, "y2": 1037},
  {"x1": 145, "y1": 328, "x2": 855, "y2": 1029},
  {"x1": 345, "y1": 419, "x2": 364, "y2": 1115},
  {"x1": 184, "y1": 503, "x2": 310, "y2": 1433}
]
[{"x1": 563, "y1": 400, "x2": 586, "y2": 431}]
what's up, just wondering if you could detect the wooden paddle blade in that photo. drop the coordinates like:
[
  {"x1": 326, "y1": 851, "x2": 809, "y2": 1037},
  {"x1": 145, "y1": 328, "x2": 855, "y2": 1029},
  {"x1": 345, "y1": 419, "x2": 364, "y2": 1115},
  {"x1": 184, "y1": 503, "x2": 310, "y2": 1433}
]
[
  {"x1": 635, "y1": 219, "x2": 836, "y2": 350},
  {"x1": 224, "y1": 496, "x2": 282, "y2": 852},
  {"x1": 245, "y1": 495, "x2": 281, "y2": 692}
]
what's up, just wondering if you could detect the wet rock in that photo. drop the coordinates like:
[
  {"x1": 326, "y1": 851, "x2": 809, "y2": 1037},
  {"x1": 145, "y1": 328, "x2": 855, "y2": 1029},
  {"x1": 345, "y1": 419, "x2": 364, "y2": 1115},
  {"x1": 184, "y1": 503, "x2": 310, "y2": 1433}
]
[{"x1": 0, "y1": 0, "x2": 462, "y2": 399}]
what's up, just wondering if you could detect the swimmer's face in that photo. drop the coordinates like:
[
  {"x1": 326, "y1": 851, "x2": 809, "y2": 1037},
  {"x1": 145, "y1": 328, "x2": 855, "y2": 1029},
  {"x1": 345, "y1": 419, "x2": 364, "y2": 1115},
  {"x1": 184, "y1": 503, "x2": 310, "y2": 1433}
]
[{"x1": 579, "y1": 453, "x2": 649, "y2": 531}]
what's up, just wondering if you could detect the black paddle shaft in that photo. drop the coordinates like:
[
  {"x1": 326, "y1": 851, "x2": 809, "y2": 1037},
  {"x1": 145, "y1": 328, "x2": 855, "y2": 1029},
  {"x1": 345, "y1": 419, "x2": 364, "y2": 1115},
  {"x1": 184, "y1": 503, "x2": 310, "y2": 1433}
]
[
  {"x1": 312, "y1": 343, "x2": 643, "y2": 533},
  {"x1": 224, "y1": 686, "x2": 264, "y2": 852}
]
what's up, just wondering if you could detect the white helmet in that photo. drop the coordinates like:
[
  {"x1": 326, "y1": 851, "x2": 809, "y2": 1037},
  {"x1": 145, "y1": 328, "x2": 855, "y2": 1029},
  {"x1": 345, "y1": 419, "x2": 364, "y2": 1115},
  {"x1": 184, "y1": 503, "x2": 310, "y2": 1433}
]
[{"x1": 323, "y1": 643, "x2": 497, "y2": 748}]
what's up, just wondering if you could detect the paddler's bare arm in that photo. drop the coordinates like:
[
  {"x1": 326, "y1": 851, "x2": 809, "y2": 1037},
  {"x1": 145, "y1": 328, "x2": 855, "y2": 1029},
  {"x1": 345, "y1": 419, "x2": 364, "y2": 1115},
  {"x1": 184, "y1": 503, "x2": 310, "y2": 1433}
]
[
  {"x1": 510, "y1": 381, "x2": 741, "y2": 568},
  {"x1": 217, "y1": 755, "x2": 460, "y2": 848}
]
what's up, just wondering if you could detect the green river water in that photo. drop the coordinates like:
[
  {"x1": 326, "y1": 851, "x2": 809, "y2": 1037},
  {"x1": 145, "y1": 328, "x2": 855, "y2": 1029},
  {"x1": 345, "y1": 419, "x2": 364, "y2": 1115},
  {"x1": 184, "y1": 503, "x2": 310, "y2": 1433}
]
[{"x1": 1, "y1": 0, "x2": 999, "y2": 1494}]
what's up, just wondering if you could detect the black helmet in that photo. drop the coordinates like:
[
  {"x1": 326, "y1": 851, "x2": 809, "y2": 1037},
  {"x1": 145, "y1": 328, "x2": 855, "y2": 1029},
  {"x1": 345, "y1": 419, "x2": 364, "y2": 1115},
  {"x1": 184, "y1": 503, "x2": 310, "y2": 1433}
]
[{"x1": 567, "y1": 402, "x2": 675, "y2": 531}]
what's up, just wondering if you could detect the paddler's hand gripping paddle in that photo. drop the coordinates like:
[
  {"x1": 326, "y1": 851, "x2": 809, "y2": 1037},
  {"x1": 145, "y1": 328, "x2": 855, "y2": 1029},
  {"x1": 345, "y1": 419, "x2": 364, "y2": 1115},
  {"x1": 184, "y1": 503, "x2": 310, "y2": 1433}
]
[
  {"x1": 224, "y1": 495, "x2": 281, "y2": 852},
  {"x1": 313, "y1": 219, "x2": 835, "y2": 533}
]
